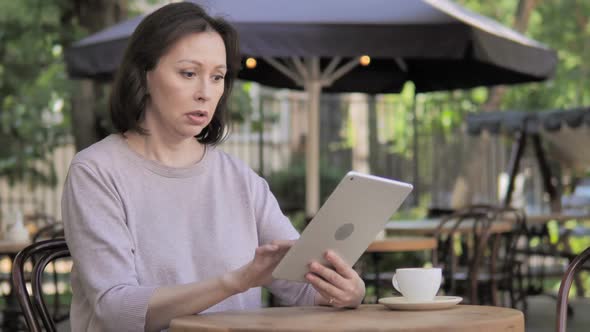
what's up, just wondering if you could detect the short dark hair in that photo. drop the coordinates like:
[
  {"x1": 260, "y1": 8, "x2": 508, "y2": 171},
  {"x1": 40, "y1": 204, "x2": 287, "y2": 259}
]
[{"x1": 109, "y1": 2, "x2": 240, "y2": 145}]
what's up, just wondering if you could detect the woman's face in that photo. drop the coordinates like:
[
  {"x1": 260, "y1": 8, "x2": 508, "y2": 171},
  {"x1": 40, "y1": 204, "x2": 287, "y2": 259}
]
[{"x1": 144, "y1": 31, "x2": 227, "y2": 140}]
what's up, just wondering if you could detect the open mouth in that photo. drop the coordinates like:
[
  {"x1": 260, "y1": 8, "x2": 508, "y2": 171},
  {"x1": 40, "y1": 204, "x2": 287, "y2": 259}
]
[
  {"x1": 190, "y1": 110, "x2": 207, "y2": 118},
  {"x1": 186, "y1": 110, "x2": 208, "y2": 125}
]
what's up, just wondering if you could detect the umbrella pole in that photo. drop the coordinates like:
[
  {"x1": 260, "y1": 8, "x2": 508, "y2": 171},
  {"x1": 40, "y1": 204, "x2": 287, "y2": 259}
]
[
  {"x1": 411, "y1": 92, "x2": 420, "y2": 206},
  {"x1": 263, "y1": 56, "x2": 360, "y2": 219},
  {"x1": 305, "y1": 58, "x2": 321, "y2": 218}
]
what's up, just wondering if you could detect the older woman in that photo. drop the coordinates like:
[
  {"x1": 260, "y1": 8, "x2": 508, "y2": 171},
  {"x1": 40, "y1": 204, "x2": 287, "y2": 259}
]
[{"x1": 62, "y1": 3, "x2": 365, "y2": 332}]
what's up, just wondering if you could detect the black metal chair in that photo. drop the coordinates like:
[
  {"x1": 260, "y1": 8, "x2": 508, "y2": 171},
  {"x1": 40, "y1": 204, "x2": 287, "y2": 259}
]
[
  {"x1": 433, "y1": 205, "x2": 528, "y2": 309},
  {"x1": 433, "y1": 205, "x2": 496, "y2": 305},
  {"x1": 32, "y1": 223, "x2": 69, "y2": 325},
  {"x1": 12, "y1": 238, "x2": 70, "y2": 332},
  {"x1": 556, "y1": 246, "x2": 590, "y2": 332}
]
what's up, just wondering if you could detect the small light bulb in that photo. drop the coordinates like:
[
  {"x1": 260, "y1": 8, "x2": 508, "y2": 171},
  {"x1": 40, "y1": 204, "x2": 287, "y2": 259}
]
[
  {"x1": 359, "y1": 55, "x2": 371, "y2": 66},
  {"x1": 246, "y1": 57, "x2": 257, "y2": 69}
]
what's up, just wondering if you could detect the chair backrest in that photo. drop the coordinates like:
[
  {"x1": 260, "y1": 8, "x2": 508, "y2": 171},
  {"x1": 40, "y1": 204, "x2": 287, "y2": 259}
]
[
  {"x1": 433, "y1": 205, "x2": 497, "y2": 303},
  {"x1": 32, "y1": 222, "x2": 65, "y2": 242},
  {"x1": 432, "y1": 204, "x2": 529, "y2": 306},
  {"x1": 12, "y1": 238, "x2": 70, "y2": 332},
  {"x1": 556, "y1": 246, "x2": 590, "y2": 332}
]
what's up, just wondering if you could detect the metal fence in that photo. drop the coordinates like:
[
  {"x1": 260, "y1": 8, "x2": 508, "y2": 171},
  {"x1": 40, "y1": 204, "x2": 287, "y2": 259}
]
[
  {"x1": 0, "y1": 142, "x2": 76, "y2": 223},
  {"x1": 0, "y1": 90, "x2": 550, "y2": 222}
]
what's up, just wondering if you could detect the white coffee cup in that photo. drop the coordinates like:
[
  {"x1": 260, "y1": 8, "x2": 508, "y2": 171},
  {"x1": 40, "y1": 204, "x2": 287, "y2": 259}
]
[{"x1": 391, "y1": 267, "x2": 441, "y2": 302}]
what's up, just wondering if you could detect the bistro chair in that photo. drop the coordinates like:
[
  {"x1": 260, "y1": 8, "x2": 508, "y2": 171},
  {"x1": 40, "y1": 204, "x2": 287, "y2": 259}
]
[
  {"x1": 433, "y1": 205, "x2": 495, "y2": 304},
  {"x1": 12, "y1": 238, "x2": 70, "y2": 332},
  {"x1": 433, "y1": 205, "x2": 528, "y2": 308},
  {"x1": 32, "y1": 223, "x2": 69, "y2": 324},
  {"x1": 556, "y1": 246, "x2": 590, "y2": 332}
]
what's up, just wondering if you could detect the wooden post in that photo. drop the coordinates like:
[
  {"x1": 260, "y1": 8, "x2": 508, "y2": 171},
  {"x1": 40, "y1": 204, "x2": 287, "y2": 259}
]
[
  {"x1": 531, "y1": 134, "x2": 560, "y2": 212},
  {"x1": 503, "y1": 131, "x2": 527, "y2": 207}
]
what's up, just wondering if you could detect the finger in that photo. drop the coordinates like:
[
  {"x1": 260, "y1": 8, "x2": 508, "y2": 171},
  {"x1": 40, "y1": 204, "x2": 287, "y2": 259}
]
[
  {"x1": 324, "y1": 250, "x2": 356, "y2": 279},
  {"x1": 305, "y1": 272, "x2": 343, "y2": 302},
  {"x1": 256, "y1": 244, "x2": 278, "y2": 255},
  {"x1": 270, "y1": 239, "x2": 296, "y2": 249},
  {"x1": 310, "y1": 284, "x2": 338, "y2": 306},
  {"x1": 308, "y1": 261, "x2": 348, "y2": 290}
]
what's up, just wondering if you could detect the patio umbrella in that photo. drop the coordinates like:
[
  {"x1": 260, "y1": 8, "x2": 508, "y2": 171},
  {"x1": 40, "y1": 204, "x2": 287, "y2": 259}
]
[
  {"x1": 466, "y1": 107, "x2": 590, "y2": 209},
  {"x1": 65, "y1": 0, "x2": 558, "y2": 216}
]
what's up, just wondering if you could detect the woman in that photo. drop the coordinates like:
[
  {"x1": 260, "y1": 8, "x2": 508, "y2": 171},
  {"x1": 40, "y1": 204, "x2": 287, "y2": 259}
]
[{"x1": 62, "y1": 3, "x2": 365, "y2": 332}]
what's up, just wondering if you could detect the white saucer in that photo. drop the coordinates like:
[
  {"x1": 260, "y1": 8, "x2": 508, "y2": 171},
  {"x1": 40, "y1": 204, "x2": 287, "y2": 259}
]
[{"x1": 378, "y1": 296, "x2": 463, "y2": 311}]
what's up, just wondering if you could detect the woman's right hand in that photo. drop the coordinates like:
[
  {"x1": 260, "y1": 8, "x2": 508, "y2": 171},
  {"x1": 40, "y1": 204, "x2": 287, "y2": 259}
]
[{"x1": 223, "y1": 240, "x2": 295, "y2": 293}]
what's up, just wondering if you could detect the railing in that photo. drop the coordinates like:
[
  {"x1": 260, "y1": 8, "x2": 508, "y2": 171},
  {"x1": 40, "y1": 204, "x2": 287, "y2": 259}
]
[{"x1": 0, "y1": 90, "x2": 551, "y2": 221}]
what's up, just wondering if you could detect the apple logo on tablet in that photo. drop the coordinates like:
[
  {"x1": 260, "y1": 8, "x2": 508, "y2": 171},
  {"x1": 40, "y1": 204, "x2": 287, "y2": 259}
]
[{"x1": 334, "y1": 223, "x2": 355, "y2": 241}]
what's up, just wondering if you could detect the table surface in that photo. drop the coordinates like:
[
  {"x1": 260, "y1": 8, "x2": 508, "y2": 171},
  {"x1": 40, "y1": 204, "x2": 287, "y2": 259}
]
[
  {"x1": 523, "y1": 213, "x2": 590, "y2": 225},
  {"x1": 367, "y1": 237, "x2": 437, "y2": 253},
  {"x1": 169, "y1": 304, "x2": 524, "y2": 332},
  {"x1": 0, "y1": 239, "x2": 30, "y2": 254},
  {"x1": 385, "y1": 219, "x2": 513, "y2": 236}
]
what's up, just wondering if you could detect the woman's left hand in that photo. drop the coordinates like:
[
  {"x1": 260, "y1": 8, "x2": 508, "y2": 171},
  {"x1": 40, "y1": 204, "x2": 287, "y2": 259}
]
[{"x1": 305, "y1": 250, "x2": 365, "y2": 308}]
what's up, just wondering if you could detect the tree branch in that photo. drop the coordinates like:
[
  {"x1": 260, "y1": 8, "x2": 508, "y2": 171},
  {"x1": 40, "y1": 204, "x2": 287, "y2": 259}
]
[{"x1": 482, "y1": 0, "x2": 539, "y2": 112}]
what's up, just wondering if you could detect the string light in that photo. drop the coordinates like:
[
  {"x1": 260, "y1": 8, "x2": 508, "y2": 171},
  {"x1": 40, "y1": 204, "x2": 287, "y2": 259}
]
[
  {"x1": 359, "y1": 55, "x2": 371, "y2": 66},
  {"x1": 246, "y1": 57, "x2": 257, "y2": 69}
]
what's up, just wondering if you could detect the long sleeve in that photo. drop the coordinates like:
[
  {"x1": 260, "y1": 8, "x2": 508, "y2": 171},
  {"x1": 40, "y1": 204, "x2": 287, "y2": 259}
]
[
  {"x1": 248, "y1": 172, "x2": 317, "y2": 306},
  {"x1": 62, "y1": 162, "x2": 157, "y2": 331}
]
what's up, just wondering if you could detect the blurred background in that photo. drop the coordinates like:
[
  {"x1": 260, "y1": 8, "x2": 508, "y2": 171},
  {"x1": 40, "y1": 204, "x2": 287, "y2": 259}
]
[
  {"x1": 1, "y1": 0, "x2": 588, "y2": 223},
  {"x1": 1, "y1": 1, "x2": 590, "y2": 330}
]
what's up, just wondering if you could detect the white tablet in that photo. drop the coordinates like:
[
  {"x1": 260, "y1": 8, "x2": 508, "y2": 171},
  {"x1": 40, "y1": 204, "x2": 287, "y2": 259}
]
[{"x1": 272, "y1": 171, "x2": 413, "y2": 282}]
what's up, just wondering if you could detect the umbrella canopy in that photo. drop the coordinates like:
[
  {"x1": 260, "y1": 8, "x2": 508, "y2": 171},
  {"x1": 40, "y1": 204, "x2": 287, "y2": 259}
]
[
  {"x1": 67, "y1": 0, "x2": 557, "y2": 91},
  {"x1": 65, "y1": 0, "x2": 558, "y2": 215},
  {"x1": 467, "y1": 107, "x2": 590, "y2": 172}
]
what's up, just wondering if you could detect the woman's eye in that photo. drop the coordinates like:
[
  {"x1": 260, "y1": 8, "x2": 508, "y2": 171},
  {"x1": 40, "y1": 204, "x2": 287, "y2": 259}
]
[
  {"x1": 213, "y1": 75, "x2": 225, "y2": 82},
  {"x1": 181, "y1": 71, "x2": 196, "y2": 78}
]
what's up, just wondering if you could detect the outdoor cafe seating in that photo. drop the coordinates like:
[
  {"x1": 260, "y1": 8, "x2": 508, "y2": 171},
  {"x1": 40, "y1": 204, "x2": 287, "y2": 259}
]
[
  {"x1": 0, "y1": 216, "x2": 69, "y2": 331},
  {"x1": 4, "y1": 205, "x2": 590, "y2": 331},
  {"x1": 432, "y1": 205, "x2": 529, "y2": 310},
  {"x1": 12, "y1": 238, "x2": 69, "y2": 332}
]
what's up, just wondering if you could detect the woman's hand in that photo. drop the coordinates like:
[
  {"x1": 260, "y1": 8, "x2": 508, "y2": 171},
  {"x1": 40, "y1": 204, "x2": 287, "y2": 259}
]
[
  {"x1": 306, "y1": 250, "x2": 365, "y2": 308},
  {"x1": 223, "y1": 240, "x2": 294, "y2": 293}
]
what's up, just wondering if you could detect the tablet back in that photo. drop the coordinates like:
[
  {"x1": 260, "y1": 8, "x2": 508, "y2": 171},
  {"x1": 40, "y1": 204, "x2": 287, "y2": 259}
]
[{"x1": 272, "y1": 171, "x2": 413, "y2": 282}]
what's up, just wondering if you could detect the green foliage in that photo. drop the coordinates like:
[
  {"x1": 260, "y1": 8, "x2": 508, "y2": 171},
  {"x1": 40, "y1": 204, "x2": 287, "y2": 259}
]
[
  {"x1": 457, "y1": 0, "x2": 590, "y2": 111},
  {"x1": 267, "y1": 155, "x2": 347, "y2": 215},
  {"x1": 229, "y1": 81, "x2": 255, "y2": 124},
  {"x1": 0, "y1": 0, "x2": 80, "y2": 186},
  {"x1": 378, "y1": 83, "x2": 488, "y2": 160}
]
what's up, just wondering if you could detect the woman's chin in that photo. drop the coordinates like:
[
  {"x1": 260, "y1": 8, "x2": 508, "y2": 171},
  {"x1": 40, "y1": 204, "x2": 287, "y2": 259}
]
[{"x1": 187, "y1": 128, "x2": 206, "y2": 139}]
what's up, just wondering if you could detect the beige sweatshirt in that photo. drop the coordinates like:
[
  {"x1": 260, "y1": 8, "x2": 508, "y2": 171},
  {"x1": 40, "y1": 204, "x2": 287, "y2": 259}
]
[{"x1": 62, "y1": 134, "x2": 316, "y2": 332}]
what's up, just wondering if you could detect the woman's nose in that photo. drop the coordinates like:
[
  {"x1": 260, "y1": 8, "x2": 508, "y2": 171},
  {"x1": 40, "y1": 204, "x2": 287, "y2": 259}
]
[{"x1": 193, "y1": 79, "x2": 211, "y2": 101}]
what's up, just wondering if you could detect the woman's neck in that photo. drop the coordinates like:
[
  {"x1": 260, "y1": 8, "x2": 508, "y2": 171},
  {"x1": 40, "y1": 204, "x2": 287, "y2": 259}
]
[{"x1": 124, "y1": 130, "x2": 205, "y2": 168}]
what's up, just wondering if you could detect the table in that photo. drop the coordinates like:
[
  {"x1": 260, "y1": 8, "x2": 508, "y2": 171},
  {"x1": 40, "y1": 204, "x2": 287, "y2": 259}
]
[
  {"x1": 169, "y1": 304, "x2": 524, "y2": 332},
  {"x1": 367, "y1": 237, "x2": 437, "y2": 253},
  {"x1": 0, "y1": 240, "x2": 30, "y2": 254},
  {"x1": 515, "y1": 213, "x2": 590, "y2": 226},
  {"x1": 385, "y1": 219, "x2": 513, "y2": 236}
]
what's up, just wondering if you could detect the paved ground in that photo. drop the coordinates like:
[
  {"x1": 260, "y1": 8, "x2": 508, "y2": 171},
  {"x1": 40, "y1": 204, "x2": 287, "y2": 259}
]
[{"x1": 525, "y1": 295, "x2": 590, "y2": 332}]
